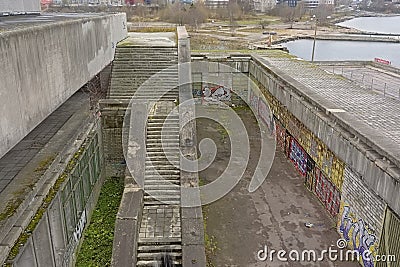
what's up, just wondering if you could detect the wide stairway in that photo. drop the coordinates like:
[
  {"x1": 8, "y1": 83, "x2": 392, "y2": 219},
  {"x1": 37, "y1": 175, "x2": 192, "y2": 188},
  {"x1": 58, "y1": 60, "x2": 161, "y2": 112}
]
[
  {"x1": 107, "y1": 41, "x2": 182, "y2": 265},
  {"x1": 137, "y1": 102, "x2": 182, "y2": 266},
  {"x1": 108, "y1": 45, "x2": 179, "y2": 101}
]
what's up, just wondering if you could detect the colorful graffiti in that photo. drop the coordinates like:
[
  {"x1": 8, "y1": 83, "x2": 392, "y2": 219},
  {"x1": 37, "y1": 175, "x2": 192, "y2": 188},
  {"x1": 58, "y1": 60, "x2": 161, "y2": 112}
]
[
  {"x1": 203, "y1": 85, "x2": 231, "y2": 101},
  {"x1": 339, "y1": 205, "x2": 377, "y2": 267},
  {"x1": 275, "y1": 119, "x2": 287, "y2": 152},
  {"x1": 193, "y1": 85, "x2": 232, "y2": 102},
  {"x1": 314, "y1": 168, "x2": 340, "y2": 216},
  {"x1": 289, "y1": 138, "x2": 307, "y2": 176}
]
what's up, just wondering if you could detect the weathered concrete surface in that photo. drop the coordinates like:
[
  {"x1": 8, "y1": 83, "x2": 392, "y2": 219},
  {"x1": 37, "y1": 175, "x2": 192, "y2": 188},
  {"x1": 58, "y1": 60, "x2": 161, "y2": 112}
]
[
  {"x1": 250, "y1": 51, "x2": 400, "y2": 222},
  {"x1": 118, "y1": 32, "x2": 176, "y2": 47},
  {"x1": 111, "y1": 102, "x2": 146, "y2": 267},
  {"x1": 112, "y1": 173, "x2": 144, "y2": 267},
  {"x1": 0, "y1": 13, "x2": 127, "y2": 159},
  {"x1": 178, "y1": 26, "x2": 207, "y2": 266},
  {"x1": 198, "y1": 108, "x2": 358, "y2": 267},
  {"x1": 0, "y1": 0, "x2": 40, "y2": 14},
  {"x1": 0, "y1": 102, "x2": 104, "y2": 266}
]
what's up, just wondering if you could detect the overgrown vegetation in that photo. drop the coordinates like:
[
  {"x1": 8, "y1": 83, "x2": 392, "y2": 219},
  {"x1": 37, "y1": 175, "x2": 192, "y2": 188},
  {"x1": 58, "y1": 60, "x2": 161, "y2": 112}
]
[{"x1": 75, "y1": 176, "x2": 124, "y2": 267}]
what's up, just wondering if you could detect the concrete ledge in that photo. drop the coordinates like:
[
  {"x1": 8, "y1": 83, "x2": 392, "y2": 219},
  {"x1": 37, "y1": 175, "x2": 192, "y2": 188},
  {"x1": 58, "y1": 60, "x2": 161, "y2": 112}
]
[
  {"x1": 178, "y1": 26, "x2": 206, "y2": 266},
  {"x1": 0, "y1": 13, "x2": 127, "y2": 159},
  {"x1": 112, "y1": 172, "x2": 144, "y2": 267}
]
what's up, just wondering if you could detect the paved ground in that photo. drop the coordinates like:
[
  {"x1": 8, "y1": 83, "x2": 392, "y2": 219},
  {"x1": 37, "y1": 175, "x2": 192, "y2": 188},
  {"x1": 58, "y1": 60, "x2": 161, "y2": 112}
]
[
  {"x1": 197, "y1": 107, "x2": 359, "y2": 267},
  {"x1": 0, "y1": 91, "x2": 89, "y2": 193},
  {"x1": 319, "y1": 63, "x2": 400, "y2": 100}
]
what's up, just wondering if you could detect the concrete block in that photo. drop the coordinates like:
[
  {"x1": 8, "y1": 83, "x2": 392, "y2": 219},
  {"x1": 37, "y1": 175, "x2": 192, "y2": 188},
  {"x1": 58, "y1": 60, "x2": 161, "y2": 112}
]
[
  {"x1": 0, "y1": 226, "x2": 22, "y2": 247},
  {"x1": 117, "y1": 189, "x2": 144, "y2": 220},
  {"x1": 182, "y1": 245, "x2": 206, "y2": 267},
  {"x1": 14, "y1": 237, "x2": 37, "y2": 267},
  {"x1": 32, "y1": 213, "x2": 55, "y2": 267},
  {"x1": 14, "y1": 209, "x2": 34, "y2": 229},
  {"x1": 181, "y1": 207, "x2": 203, "y2": 220},
  {"x1": 0, "y1": 245, "x2": 10, "y2": 266},
  {"x1": 181, "y1": 218, "x2": 204, "y2": 246},
  {"x1": 111, "y1": 219, "x2": 139, "y2": 267}
]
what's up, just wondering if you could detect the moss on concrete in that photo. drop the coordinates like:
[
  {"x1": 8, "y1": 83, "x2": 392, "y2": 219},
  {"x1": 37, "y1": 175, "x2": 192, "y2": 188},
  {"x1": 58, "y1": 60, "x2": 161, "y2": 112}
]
[
  {"x1": 0, "y1": 155, "x2": 56, "y2": 223},
  {"x1": 5, "y1": 141, "x2": 88, "y2": 263}
]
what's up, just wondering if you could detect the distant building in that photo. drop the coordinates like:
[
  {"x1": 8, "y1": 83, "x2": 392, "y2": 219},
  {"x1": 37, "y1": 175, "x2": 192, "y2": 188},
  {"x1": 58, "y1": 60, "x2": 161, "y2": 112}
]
[
  {"x1": 204, "y1": 0, "x2": 229, "y2": 8},
  {"x1": 276, "y1": 0, "x2": 299, "y2": 7},
  {"x1": 254, "y1": 0, "x2": 276, "y2": 11},
  {"x1": 1, "y1": 0, "x2": 41, "y2": 14},
  {"x1": 303, "y1": 0, "x2": 319, "y2": 7},
  {"x1": 48, "y1": 0, "x2": 125, "y2": 5},
  {"x1": 276, "y1": 0, "x2": 334, "y2": 8}
]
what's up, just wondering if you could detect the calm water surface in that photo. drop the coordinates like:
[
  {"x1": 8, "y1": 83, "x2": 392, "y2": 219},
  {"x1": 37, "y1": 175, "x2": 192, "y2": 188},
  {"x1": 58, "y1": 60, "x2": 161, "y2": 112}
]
[
  {"x1": 282, "y1": 17, "x2": 400, "y2": 67},
  {"x1": 337, "y1": 16, "x2": 400, "y2": 34}
]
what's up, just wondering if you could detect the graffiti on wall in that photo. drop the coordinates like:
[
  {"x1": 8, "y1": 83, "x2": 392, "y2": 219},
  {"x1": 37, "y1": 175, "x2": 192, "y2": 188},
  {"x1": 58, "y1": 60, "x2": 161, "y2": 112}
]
[
  {"x1": 314, "y1": 168, "x2": 340, "y2": 216},
  {"x1": 193, "y1": 84, "x2": 232, "y2": 102},
  {"x1": 275, "y1": 118, "x2": 287, "y2": 152},
  {"x1": 258, "y1": 98, "x2": 273, "y2": 131},
  {"x1": 249, "y1": 87, "x2": 259, "y2": 112},
  {"x1": 203, "y1": 85, "x2": 232, "y2": 101},
  {"x1": 289, "y1": 138, "x2": 307, "y2": 176},
  {"x1": 339, "y1": 205, "x2": 377, "y2": 267}
]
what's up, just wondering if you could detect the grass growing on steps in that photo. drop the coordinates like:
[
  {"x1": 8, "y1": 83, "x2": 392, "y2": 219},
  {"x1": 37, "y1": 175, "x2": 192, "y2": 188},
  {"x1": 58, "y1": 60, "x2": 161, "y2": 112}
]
[{"x1": 76, "y1": 176, "x2": 124, "y2": 267}]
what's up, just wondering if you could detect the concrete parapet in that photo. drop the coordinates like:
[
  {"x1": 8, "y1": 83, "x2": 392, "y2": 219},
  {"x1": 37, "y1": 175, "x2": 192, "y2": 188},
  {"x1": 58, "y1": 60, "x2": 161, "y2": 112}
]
[
  {"x1": 177, "y1": 26, "x2": 206, "y2": 266},
  {"x1": 0, "y1": 13, "x2": 127, "y2": 159}
]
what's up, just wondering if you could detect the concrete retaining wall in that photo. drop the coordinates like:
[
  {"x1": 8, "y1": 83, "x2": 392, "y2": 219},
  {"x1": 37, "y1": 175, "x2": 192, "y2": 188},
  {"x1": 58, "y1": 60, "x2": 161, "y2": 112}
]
[
  {"x1": 0, "y1": 13, "x2": 127, "y2": 159},
  {"x1": 249, "y1": 56, "x2": 400, "y2": 218},
  {"x1": 0, "y1": 0, "x2": 40, "y2": 14},
  {"x1": 6, "y1": 124, "x2": 105, "y2": 267}
]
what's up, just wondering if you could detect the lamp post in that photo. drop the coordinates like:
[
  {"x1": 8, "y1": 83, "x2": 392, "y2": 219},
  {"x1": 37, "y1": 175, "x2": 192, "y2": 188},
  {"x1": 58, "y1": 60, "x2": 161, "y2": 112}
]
[{"x1": 311, "y1": 15, "x2": 318, "y2": 62}]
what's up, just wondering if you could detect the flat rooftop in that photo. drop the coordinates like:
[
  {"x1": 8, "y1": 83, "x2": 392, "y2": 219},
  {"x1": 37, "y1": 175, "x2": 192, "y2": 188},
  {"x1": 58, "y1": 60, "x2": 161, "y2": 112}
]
[
  {"x1": 0, "y1": 13, "x2": 110, "y2": 32},
  {"x1": 118, "y1": 32, "x2": 176, "y2": 47},
  {"x1": 254, "y1": 51, "x2": 400, "y2": 165}
]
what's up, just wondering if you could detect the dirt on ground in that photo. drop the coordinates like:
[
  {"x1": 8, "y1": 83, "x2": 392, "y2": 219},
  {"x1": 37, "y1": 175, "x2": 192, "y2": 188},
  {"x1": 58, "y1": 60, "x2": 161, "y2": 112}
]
[{"x1": 197, "y1": 106, "x2": 359, "y2": 267}]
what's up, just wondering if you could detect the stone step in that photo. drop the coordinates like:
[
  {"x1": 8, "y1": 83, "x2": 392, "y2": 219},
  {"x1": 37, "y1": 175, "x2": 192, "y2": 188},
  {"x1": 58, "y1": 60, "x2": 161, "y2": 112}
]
[
  {"x1": 146, "y1": 159, "x2": 179, "y2": 164},
  {"x1": 137, "y1": 245, "x2": 182, "y2": 252},
  {"x1": 144, "y1": 190, "x2": 180, "y2": 196},
  {"x1": 145, "y1": 169, "x2": 180, "y2": 175},
  {"x1": 137, "y1": 252, "x2": 182, "y2": 260},
  {"x1": 145, "y1": 180, "x2": 180, "y2": 185},
  {"x1": 145, "y1": 184, "x2": 180, "y2": 190},
  {"x1": 146, "y1": 147, "x2": 180, "y2": 152}
]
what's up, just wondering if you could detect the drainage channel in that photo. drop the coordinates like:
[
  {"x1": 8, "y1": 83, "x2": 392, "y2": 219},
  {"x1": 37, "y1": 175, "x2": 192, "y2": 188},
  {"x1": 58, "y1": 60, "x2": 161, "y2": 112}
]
[{"x1": 136, "y1": 102, "x2": 182, "y2": 266}]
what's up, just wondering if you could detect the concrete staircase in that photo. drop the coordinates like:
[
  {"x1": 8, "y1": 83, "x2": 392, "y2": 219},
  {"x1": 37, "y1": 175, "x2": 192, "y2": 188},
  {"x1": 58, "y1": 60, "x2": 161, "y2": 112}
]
[
  {"x1": 137, "y1": 103, "x2": 182, "y2": 266},
  {"x1": 108, "y1": 46, "x2": 179, "y2": 101}
]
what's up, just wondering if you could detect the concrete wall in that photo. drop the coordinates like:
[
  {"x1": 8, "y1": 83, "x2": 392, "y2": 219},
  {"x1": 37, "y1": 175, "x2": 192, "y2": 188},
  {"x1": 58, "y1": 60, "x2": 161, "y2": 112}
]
[
  {"x1": 337, "y1": 166, "x2": 386, "y2": 267},
  {"x1": 8, "y1": 126, "x2": 105, "y2": 267},
  {"x1": 249, "y1": 56, "x2": 400, "y2": 217},
  {"x1": 0, "y1": 13, "x2": 127, "y2": 159},
  {"x1": 0, "y1": 0, "x2": 40, "y2": 14},
  {"x1": 249, "y1": 56, "x2": 400, "y2": 266}
]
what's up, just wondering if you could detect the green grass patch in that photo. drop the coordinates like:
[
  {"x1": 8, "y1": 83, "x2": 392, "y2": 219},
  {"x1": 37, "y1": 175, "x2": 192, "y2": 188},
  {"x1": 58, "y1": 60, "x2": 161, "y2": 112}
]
[{"x1": 75, "y1": 176, "x2": 124, "y2": 267}]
